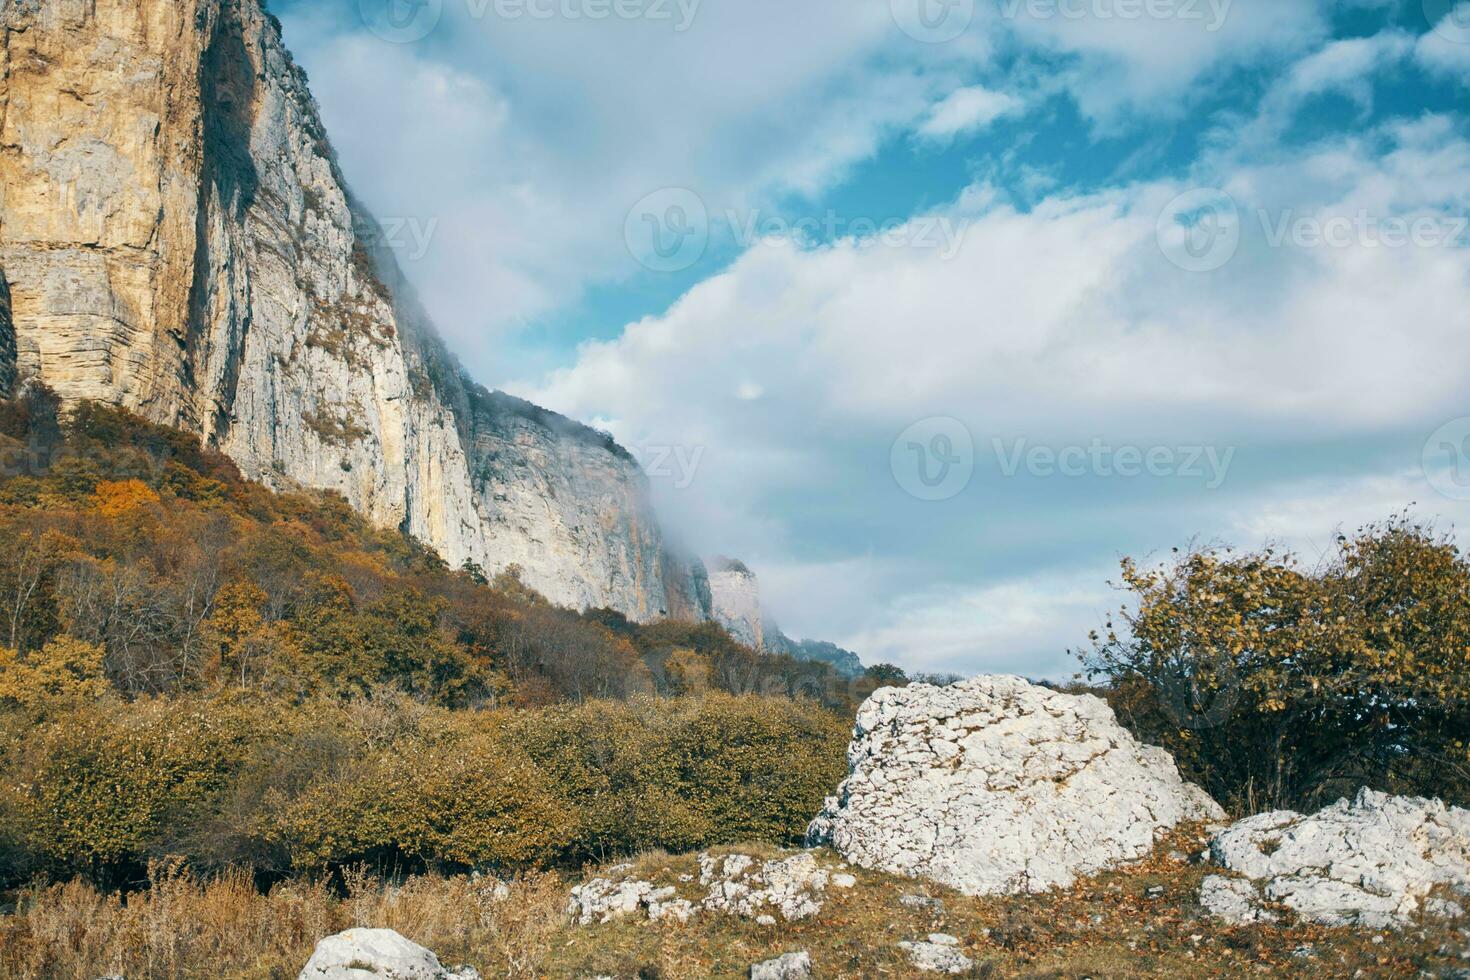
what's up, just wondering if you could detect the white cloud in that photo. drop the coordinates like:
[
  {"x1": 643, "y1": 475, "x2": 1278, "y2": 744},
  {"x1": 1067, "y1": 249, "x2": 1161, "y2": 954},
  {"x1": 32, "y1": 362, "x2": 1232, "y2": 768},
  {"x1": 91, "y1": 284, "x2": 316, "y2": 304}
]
[
  {"x1": 519, "y1": 115, "x2": 1470, "y2": 668},
  {"x1": 279, "y1": 1, "x2": 947, "y2": 370},
  {"x1": 917, "y1": 86, "x2": 1024, "y2": 141},
  {"x1": 1416, "y1": 23, "x2": 1470, "y2": 81}
]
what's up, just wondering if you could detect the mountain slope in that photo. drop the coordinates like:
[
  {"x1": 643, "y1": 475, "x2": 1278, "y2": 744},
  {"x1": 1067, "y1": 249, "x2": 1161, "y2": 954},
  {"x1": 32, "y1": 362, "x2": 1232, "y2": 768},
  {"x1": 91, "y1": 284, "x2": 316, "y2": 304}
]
[{"x1": 0, "y1": 0, "x2": 706, "y2": 621}]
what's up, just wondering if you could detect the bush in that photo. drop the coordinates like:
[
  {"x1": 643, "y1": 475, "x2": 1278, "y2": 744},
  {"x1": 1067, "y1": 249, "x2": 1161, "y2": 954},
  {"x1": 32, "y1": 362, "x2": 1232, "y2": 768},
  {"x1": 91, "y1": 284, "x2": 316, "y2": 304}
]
[
  {"x1": 0, "y1": 692, "x2": 850, "y2": 885},
  {"x1": 1082, "y1": 516, "x2": 1470, "y2": 814}
]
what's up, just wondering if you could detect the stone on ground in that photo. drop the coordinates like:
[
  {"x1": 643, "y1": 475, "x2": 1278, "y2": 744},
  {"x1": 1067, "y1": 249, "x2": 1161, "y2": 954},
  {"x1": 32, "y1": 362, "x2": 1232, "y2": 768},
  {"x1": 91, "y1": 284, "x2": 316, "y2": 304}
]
[
  {"x1": 568, "y1": 851, "x2": 836, "y2": 927},
  {"x1": 808, "y1": 675, "x2": 1223, "y2": 896},
  {"x1": 297, "y1": 928, "x2": 480, "y2": 980},
  {"x1": 749, "y1": 950, "x2": 813, "y2": 980},
  {"x1": 898, "y1": 934, "x2": 973, "y2": 974},
  {"x1": 1202, "y1": 788, "x2": 1470, "y2": 929}
]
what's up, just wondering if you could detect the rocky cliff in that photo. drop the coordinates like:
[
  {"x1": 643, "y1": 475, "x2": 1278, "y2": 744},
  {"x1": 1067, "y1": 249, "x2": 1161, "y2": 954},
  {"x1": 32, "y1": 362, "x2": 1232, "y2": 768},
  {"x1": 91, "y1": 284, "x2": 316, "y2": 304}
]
[
  {"x1": 0, "y1": 0, "x2": 707, "y2": 621},
  {"x1": 707, "y1": 557, "x2": 764, "y2": 649},
  {"x1": 0, "y1": 268, "x2": 13, "y2": 397}
]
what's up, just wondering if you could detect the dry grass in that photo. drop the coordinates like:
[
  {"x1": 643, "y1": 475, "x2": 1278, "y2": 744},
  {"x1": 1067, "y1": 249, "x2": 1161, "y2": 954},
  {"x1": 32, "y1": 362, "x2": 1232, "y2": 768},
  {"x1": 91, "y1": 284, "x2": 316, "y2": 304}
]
[
  {"x1": 0, "y1": 860, "x2": 564, "y2": 980},
  {"x1": 2, "y1": 829, "x2": 1467, "y2": 978}
]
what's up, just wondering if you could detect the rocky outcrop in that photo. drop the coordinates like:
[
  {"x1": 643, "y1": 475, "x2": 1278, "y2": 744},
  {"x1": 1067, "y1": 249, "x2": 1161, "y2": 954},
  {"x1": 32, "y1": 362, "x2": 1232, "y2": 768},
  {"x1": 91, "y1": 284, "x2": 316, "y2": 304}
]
[
  {"x1": 0, "y1": 0, "x2": 702, "y2": 621},
  {"x1": 1202, "y1": 788, "x2": 1470, "y2": 929},
  {"x1": 808, "y1": 675, "x2": 1224, "y2": 896},
  {"x1": 567, "y1": 851, "x2": 845, "y2": 928},
  {"x1": 0, "y1": 268, "x2": 13, "y2": 397},
  {"x1": 298, "y1": 928, "x2": 480, "y2": 980},
  {"x1": 708, "y1": 557, "x2": 763, "y2": 648}
]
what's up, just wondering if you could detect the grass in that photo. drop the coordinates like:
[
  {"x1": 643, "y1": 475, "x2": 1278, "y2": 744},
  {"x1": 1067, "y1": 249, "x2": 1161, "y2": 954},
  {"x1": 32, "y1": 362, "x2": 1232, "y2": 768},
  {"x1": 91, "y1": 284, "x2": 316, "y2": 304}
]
[{"x1": 1, "y1": 828, "x2": 1465, "y2": 978}]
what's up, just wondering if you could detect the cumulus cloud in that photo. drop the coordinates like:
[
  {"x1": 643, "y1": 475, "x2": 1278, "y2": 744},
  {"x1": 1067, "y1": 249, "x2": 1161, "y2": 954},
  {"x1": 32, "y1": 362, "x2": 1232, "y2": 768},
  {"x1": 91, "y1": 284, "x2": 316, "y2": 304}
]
[{"x1": 519, "y1": 114, "x2": 1470, "y2": 670}]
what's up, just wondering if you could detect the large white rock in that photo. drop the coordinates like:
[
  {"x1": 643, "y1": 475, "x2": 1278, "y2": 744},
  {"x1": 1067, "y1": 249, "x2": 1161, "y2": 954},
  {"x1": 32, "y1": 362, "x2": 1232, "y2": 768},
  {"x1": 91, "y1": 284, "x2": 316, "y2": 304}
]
[
  {"x1": 1202, "y1": 788, "x2": 1470, "y2": 929},
  {"x1": 808, "y1": 675, "x2": 1223, "y2": 896},
  {"x1": 298, "y1": 928, "x2": 480, "y2": 980}
]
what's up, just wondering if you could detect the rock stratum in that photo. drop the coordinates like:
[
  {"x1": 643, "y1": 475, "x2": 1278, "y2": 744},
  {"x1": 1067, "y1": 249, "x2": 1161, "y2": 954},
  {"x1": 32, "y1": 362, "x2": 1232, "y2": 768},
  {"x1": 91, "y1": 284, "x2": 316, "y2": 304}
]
[
  {"x1": 0, "y1": 0, "x2": 708, "y2": 622},
  {"x1": 808, "y1": 675, "x2": 1223, "y2": 896}
]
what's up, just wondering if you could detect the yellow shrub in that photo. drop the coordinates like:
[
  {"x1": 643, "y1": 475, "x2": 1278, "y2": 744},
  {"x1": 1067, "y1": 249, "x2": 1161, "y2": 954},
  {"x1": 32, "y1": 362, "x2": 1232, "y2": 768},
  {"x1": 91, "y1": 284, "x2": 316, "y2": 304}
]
[{"x1": 0, "y1": 637, "x2": 109, "y2": 712}]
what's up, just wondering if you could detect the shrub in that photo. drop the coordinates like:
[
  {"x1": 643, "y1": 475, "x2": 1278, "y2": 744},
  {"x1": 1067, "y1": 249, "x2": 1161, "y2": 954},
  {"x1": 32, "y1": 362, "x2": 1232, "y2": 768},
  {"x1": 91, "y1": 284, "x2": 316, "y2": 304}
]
[{"x1": 1083, "y1": 516, "x2": 1470, "y2": 813}]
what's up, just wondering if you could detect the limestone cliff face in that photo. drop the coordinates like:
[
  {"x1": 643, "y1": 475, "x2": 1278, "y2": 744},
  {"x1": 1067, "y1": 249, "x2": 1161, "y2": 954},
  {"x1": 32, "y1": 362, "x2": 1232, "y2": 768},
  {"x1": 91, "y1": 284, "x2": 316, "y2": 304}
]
[
  {"x1": 0, "y1": 0, "x2": 705, "y2": 621},
  {"x1": 707, "y1": 558, "x2": 764, "y2": 649}
]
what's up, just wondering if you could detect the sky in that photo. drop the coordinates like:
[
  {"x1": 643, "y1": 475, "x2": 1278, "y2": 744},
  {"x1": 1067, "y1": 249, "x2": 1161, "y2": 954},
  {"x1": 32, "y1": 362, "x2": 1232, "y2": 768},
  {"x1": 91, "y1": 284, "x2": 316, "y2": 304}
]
[{"x1": 273, "y1": 0, "x2": 1470, "y2": 680}]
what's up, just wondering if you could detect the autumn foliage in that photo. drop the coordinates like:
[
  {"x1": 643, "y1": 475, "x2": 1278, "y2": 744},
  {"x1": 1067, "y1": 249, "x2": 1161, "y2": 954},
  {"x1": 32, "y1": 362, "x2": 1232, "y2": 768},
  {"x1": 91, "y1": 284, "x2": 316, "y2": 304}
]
[
  {"x1": 1082, "y1": 516, "x2": 1470, "y2": 814},
  {"x1": 0, "y1": 386, "x2": 867, "y2": 888}
]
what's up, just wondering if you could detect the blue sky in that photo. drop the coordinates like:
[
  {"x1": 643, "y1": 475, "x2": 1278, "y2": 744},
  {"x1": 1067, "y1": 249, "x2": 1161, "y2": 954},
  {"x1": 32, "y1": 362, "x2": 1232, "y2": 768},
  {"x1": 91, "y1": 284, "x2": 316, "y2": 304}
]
[{"x1": 274, "y1": 0, "x2": 1470, "y2": 678}]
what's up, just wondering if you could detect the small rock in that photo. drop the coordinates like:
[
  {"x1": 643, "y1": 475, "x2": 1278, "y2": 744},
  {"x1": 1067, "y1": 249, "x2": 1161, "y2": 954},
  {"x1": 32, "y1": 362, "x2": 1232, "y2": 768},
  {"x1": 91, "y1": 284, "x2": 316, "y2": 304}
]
[
  {"x1": 298, "y1": 928, "x2": 480, "y2": 980},
  {"x1": 1145, "y1": 885, "x2": 1165, "y2": 899},
  {"x1": 900, "y1": 894, "x2": 944, "y2": 912},
  {"x1": 756, "y1": 914, "x2": 778, "y2": 927},
  {"x1": 831, "y1": 873, "x2": 857, "y2": 889},
  {"x1": 749, "y1": 951, "x2": 812, "y2": 980},
  {"x1": 898, "y1": 937, "x2": 972, "y2": 975},
  {"x1": 1292, "y1": 945, "x2": 1316, "y2": 960},
  {"x1": 1168, "y1": 850, "x2": 1189, "y2": 863}
]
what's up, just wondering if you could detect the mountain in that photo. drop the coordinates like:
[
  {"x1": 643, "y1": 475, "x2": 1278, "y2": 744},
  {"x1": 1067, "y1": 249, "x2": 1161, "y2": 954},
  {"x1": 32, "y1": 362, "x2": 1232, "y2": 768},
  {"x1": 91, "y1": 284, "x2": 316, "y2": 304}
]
[
  {"x1": 765, "y1": 634, "x2": 866, "y2": 680},
  {"x1": 0, "y1": 0, "x2": 708, "y2": 622},
  {"x1": 707, "y1": 557, "x2": 866, "y2": 676}
]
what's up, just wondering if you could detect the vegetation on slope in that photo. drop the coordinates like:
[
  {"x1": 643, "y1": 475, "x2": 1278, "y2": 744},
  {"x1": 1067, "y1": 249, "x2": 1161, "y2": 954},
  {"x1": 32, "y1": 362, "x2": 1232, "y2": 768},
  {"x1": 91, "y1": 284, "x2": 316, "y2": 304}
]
[{"x1": 0, "y1": 384, "x2": 888, "y2": 889}]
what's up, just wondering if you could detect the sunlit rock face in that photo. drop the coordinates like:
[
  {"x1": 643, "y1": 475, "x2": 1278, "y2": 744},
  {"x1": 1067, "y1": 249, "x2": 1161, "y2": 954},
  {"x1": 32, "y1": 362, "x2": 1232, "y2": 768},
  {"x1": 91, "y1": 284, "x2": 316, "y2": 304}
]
[{"x1": 0, "y1": 0, "x2": 706, "y2": 620}]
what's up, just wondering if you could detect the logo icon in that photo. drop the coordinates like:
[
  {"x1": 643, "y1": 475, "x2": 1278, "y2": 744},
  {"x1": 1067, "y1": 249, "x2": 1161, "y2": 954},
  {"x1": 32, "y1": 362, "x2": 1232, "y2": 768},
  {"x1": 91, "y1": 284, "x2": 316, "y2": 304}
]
[
  {"x1": 359, "y1": 0, "x2": 443, "y2": 44},
  {"x1": 625, "y1": 188, "x2": 710, "y2": 273},
  {"x1": 891, "y1": 0, "x2": 975, "y2": 43},
  {"x1": 1157, "y1": 188, "x2": 1241, "y2": 273},
  {"x1": 1425, "y1": 0, "x2": 1470, "y2": 44},
  {"x1": 1424, "y1": 418, "x2": 1470, "y2": 501},
  {"x1": 891, "y1": 417, "x2": 975, "y2": 501}
]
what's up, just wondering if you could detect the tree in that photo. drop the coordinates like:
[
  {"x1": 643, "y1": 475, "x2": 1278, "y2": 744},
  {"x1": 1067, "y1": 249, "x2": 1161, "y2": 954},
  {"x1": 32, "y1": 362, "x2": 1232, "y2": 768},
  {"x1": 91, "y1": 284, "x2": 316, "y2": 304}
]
[{"x1": 1084, "y1": 517, "x2": 1470, "y2": 813}]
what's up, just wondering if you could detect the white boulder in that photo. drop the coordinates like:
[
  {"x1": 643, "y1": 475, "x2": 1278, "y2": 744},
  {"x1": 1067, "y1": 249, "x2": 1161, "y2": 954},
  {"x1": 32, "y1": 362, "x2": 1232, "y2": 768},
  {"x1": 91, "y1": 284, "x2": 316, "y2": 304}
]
[
  {"x1": 1203, "y1": 788, "x2": 1470, "y2": 929},
  {"x1": 298, "y1": 929, "x2": 480, "y2": 980},
  {"x1": 808, "y1": 675, "x2": 1223, "y2": 896}
]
